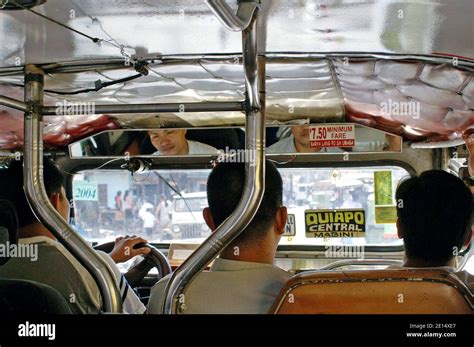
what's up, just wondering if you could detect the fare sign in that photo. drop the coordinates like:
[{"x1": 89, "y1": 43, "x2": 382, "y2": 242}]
[{"x1": 309, "y1": 124, "x2": 355, "y2": 148}]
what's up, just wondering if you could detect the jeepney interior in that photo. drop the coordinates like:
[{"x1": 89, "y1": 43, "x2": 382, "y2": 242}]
[{"x1": 0, "y1": 0, "x2": 472, "y2": 314}]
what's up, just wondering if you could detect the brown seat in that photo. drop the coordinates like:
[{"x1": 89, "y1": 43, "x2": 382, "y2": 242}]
[{"x1": 269, "y1": 269, "x2": 473, "y2": 314}]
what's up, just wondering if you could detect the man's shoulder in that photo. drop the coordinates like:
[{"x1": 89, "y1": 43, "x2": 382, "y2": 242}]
[
  {"x1": 267, "y1": 136, "x2": 294, "y2": 154},
  {"x1": 147, "y1": 274, "x2": 172, "y2": 314},
  {"x1": 150, "y1": 274, "x2": 171, "y2": 294},
  {"x1": 246, "y1": 263, "x2": 292, "y2": 284},
  {"x1": 187, "y1": 140, "x2": 219, "y2": 154}
]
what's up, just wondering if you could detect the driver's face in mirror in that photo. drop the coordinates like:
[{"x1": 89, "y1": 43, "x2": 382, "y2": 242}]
[{"x1": 148, "y1": 129, "x2": 188, "y2": 155}]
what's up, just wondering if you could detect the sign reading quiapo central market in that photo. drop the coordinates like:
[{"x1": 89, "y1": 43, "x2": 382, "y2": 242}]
[
  {"x1": 305, "y1": 209, "x2": 366, "y2": 238},
  {"x1": 309, "y1": 124, "x2": 355, "y2": 148}
]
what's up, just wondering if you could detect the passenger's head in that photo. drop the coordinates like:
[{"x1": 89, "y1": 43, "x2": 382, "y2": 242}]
[
  {"x1": 204, "y1": 160, "x2": 287, "y2": 256},
  {"x1": 290, "y1": 125, "x2": 322, "y2": 153},
  {"x1": 395, "y1": 170, "x2": 472, "y2": 265},
  {"x1": 149, "y1": 129, "x2": 188, "y2": 155},
  {"x1": 0, "y1": 158, "x2": 68, "y2": 229}
]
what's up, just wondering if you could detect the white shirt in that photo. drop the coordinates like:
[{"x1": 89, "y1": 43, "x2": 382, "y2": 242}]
[
  {"x1": 267, "y1": 135, "x2": 344, "y2": 154},
  {"x1": 96, "y1": 249, "x2": 146, "y2": 314},
  {"x1": 0, "y1": 236, "x2": 146, "y2": 314},
  {"x1": 147, "y1": 257, "x2": 291, "y2": 314},
  {"x1": 138, "y1": 202, "x2": 153, "y2": 220},
  {"x1": 156, "y1": 201, "x2": 171, "y2": 227},
  {"x1": 153, "y1": 140, "x2": 219, "y2": 155},
  {"x1": 142, "y1": 211, "x2": 156, "y2": 228}
]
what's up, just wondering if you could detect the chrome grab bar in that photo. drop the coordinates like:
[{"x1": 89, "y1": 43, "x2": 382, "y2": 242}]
[
  {"x1": 23, "y1": 64, "x2": 122, "y2": 313},
  {"x1": 319, "y1": 259, "x2": 404, "y2": 271},
  {"x1": 162, "y1": 5, "x2": 264, "y2": 314}
]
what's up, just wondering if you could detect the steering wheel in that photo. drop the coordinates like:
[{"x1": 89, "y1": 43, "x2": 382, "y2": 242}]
[{"x1": 94, "y1": 242, "x2": 171, "y2": 288}]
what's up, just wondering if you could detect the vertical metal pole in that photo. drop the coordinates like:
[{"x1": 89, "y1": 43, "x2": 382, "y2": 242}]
[
  {"x1": 162, "y1": 7, "x2": 265, "y2": 314},
  {"x1": 23, "y1": 65, "x2": 122, "y2": 313}
]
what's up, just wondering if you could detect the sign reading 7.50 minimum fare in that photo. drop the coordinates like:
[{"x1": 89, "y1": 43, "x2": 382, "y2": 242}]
[{"x1": 305, "y1": 209, "x2": 366, "y2": 238}]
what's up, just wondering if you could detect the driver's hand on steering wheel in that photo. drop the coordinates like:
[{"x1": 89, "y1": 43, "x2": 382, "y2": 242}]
[{"x1": 109, "y1": 235, "x2": 151, "y2": 263}]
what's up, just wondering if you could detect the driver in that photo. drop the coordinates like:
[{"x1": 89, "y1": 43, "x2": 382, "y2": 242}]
[{"x1": 0, "y1": 159, "x2": 149, "y2": 314}]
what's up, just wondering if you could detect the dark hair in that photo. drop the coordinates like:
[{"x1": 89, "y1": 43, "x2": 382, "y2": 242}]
[
  {"x1": 206, "y1": 160, "x2": 283, "y2": 245},
  {"x1": 395, "y1": 170, "x2": 472, "y2": 263},
  {"x1": 0, "y1": 158, "x2": 65, "y2": 228}
]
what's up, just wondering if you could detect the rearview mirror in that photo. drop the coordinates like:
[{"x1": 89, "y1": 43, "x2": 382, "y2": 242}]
[{"x1": 69, "y1": 124, "x2": 402, "y2": 158}]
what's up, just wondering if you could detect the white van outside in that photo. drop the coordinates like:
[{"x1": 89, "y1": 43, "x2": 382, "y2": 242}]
[{"x1": 171, "y1": 192, "x2": 210, "y2": 240}]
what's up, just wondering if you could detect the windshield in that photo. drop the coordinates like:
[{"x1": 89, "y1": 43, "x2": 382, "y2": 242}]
[
  {"x1": 174, "y1": 197, "x2": 208, "y2": 212},
  {"x1": 72, "y1": 165, "x2": 409, "y2": 246}
]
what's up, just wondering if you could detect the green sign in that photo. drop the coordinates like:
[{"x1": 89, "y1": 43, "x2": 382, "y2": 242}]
[
  {"x1": 375, "y1": 206, "x2": 397, "y2": 224},
  {"x1": 73, "y1": 181, "x2": 98, "y2": 201},
  {"x1": 374, "y1": 171, "x2": 393, "y2": 205}
]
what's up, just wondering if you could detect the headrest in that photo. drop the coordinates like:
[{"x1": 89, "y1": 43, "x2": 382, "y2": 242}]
[{"x1": 0, "y1": 199, "x2": 19, "y2": 266}]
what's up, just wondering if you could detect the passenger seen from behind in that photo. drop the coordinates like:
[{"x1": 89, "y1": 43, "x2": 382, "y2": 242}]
[
  {"x1": 394, "y1": 170, "x2": 473, "y2": 291},
  {"x1": 147, "y1": 160, "x2": 290, "y2": 314}
]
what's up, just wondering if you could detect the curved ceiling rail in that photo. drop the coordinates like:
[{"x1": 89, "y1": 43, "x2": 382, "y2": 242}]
[
  {"x1": 205, "y1": 0, "x2": 259, "y2": 32},
  {"x1": 162, "y1": 1, "x2": 266, "y2": 314},
  {"x1": 22, "y1": 64, "x2": 123, "y2": 313}
]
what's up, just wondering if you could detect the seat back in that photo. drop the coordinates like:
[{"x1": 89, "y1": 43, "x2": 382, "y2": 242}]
[
  {"x1": 0, "y1": 199, "x2": 18, "y2": 265},
  {"x1": 0, "y1": 199, "x2": 72, "y2": 314},
  {"x1": 0, "y1": 278, "x2": 72, "y2": 314},
  {"x1": 270, "y1": 269, "x2": 473, "y2": 314}
]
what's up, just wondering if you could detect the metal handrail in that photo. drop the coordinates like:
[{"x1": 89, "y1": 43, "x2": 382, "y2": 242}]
[
  {"x1": 42, "y1": 101, "x2": 245, "y2": 116},
  {"x1": 319, "y1": 259, "x2": 403, "y2": 270},
  {"x1": 23, "y1": 65, "x2": 122, "y2": 313},
  {"x1": 0, "y1": 95, "x2": 27, "y2": 112},
  {"x1": 161, "y1": 7, "x2": 264, "y2": 314}
]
